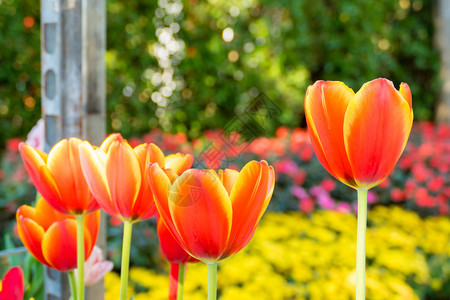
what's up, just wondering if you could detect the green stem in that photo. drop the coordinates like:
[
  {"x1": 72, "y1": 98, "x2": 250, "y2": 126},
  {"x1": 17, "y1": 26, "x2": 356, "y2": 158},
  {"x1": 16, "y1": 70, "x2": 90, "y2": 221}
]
[
  {"x1": 68, "y1": 270, "x2": 77, "y2": 300},
  {"x1": 207, "y1": 263, "x2": 218, "y2": 300},
  {"x1": 177, "y1": 263, "x2": 186, "y2": 300},
  {"x1": 76, "y1": 215, "x2": 85, "y2": 300},
  {"x1": 356, "y1": 189, "x2": 368, "y2": 300},
  {"x1": 120, "y1": 221, "x2": 133, "y2": 300}
]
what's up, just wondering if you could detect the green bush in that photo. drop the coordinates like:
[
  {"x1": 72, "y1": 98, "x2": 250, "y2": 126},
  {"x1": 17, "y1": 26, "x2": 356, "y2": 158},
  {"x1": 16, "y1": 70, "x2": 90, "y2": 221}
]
[{"x1": 0, "y1": 0, "x2": 440, "y2": 147}]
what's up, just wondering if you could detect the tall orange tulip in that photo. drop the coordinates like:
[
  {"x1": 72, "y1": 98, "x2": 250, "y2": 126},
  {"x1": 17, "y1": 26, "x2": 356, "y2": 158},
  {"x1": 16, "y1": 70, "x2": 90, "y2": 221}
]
[
  {"x1": 304, "y1": 78, "x2": 413, "y2": 300},
  {"x1": 20, "y1": 137, "x2": 100, "y2": 300},
  {"x1": 148, "y1": 160, "x2": 275, "y2": 300},
  {"x1": 16, "y1": 198, "x2": 100, "y2": 272},
  {"x1": 304, "y1": 78, "x2": 413, "y2": 190},
  {"x1": 78, "y1": 133, "x2": 193, "y2": 300},
  {"x1": 19, "y1": 138, "x2": 99, "y2": 215}
]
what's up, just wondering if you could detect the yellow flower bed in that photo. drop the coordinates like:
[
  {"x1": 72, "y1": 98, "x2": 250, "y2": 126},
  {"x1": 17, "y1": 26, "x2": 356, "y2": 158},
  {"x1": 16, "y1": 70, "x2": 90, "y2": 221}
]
[{"x1": 105, "y1": 206, "x2": 450, "y2": 300}]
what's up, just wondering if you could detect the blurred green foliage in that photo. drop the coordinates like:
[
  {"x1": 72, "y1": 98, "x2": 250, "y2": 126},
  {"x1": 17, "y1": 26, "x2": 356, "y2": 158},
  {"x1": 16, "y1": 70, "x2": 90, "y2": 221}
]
[{"x1": 0, "y1": 0, "x2": 440, "y2": 146}]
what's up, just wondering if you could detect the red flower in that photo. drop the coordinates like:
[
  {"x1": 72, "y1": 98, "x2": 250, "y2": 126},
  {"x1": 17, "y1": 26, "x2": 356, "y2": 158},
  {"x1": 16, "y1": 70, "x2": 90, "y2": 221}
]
[{"x1": 0, "y1": 266, "x2": 24, "y2": 300}]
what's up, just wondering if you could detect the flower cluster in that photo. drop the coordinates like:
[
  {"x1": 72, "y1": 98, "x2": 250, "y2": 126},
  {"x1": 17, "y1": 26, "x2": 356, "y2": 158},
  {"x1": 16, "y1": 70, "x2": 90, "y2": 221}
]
[{"x1": 105, "y1": 206, "x2": 450, "y2": 300}]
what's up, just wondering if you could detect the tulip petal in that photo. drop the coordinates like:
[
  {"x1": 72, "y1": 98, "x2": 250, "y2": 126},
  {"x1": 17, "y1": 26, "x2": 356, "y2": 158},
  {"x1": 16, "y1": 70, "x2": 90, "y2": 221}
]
[
  {"x1": 131, "y1": 144, "x2": 165, "y2": 221},
  {"x1": 224, "y1": 161, "x2": 271, "y2": 256},
  {"x1": 218, "y1": 169, "x2": 239, "y2": 195},
  {"x1": 47, "y1": 138, "x2": 95, "y2": 214},
  {"x1": 168, "y1": 169, "x2": 232, "y2": 262},
  {"x1": 134, "y1": 143, "x2": 166, "y2": 172},
  {"x1": 305, "y1": 81, "x2": 357, "y2": 187},
  {"x1": 100, "y1": 133, "x2": 123, "y2": 153},
  {"x1": 84, "y1": 210, "x2": 101, "y2": 254},
  {"x1": 105, "y1": 141, "x2": 142, "y2": 220},
  {"x1": 35, "y1": 198, "x2": 73, "y2": 231},
  {"x1": 254, "y1": 165, "x2": 275, "y2": 223},
  {"x1": 399, "y1": 82, "x2": 414, "y2": 123},
  {"x1": 157, "y1": 216, "x2": 191, "y2": 263},
  {"x1": 19, "y1": 143, "x2": 65, "y2": 213},
  {"x1": 79, "y1": 142, "x2": 117, "y2": 217},
  {"x1": 0, "y1": 266, "x2": 24, "y2": 300},
  {"x1": 147, "y1": 163, "x2": 184, "y2": 244},
  {"x1": 165, "y1": 153, "x2": 194, "y2": 175},
  {"x1": 42, "y1": 219, "x2": 92, "y2": 272},
  {"x1": 344, "y1": 78, "x2": 413, "y2": 188},
  {"x1": 16, "y1": 214, "x2": 47, "y2": 266}
]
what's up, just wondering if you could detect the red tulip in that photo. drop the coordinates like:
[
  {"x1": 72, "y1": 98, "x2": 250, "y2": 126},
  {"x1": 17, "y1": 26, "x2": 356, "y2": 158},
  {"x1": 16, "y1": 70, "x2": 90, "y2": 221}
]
[
  {"x1": 305, "y1": 78, "x2": 413, "y2": 189},
  {"x1": 19, "y1": 138, "x2": 99, "y2": 215},
  {"x1": 78, "y1": 133, "x2": 193, "y2": 222},
  {"x1": 157, "y1": 216, "x2": 198, "y2": 264},
  {"x1": 148, "y1": 160, "x2": 275, "y2": 263},
  {"x1": 0, "y1": 266, "x2": 24, "y2": 300},
  {"x1": 157, "y1": 216, "x2": 198, "y2": 300},
  {"x1": 16, "y1": 198, "x2": 100, "y2": 272}
]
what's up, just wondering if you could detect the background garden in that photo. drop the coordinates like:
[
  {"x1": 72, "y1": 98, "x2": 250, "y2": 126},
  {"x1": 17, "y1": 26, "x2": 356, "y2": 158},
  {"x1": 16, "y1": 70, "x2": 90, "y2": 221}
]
[{"x1": 0, "y1": 0, "x2": 449, "y2": 299}]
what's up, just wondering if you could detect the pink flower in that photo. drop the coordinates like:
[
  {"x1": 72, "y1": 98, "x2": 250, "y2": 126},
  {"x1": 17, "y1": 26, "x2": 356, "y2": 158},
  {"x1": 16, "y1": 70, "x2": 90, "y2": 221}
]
[
  {"x1": 317, "y1": 192, "x2": 335, "y2": 210},
  {"x1": 26, "y1": 119, "x2": 45, "y2": 152},
  {"x1": 291, "y1": 186, "x2": 308, "y2": 200},
  {"x1": 0, "y1": 266, "x2": 24, "y2": 300},
  {"x1": 335, "y1": 202, "x2": 351, "y2": 213},
  {"x1": 367, "y1": 191, "x2": 378, "y2": 204},
  {"x1": 75, "y1": 246, "x2": 114, "y2": 286}
]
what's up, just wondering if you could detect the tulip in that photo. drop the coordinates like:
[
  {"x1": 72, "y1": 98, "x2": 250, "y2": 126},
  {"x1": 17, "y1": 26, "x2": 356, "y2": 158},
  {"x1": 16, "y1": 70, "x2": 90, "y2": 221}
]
[
  {"x1": 16, "y1": 198, "x2": 100, "y2": 271},
  {"x1": 0, "y1": 266, "x2": 24, "y2": 300},
  {"x1": 19, "y1": 138, "x2": 100, "y2": 300},
  {"x1": 78, "y1": 133, "x2": 193, "y2": 300},
  {"x1": 19, "y1": 139, "x2": 99, "y2": 215},
  {"x1": 16, "y1": 197, "x2": 100, "y2": 300},
  {"x1": 148, "y1": 160, "x2": 275, "y2": 300},
  {"x1": 157, "y1": 216, "x2": 198, "y2": 300},
  {"x1": 304, "y1": 78, "x2": 413, "y2": 300}
]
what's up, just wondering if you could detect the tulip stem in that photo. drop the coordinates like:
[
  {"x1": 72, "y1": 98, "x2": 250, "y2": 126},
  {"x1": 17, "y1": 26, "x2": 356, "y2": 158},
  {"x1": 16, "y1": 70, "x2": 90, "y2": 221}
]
[
  {"x1": 120, "y1": 221, "x2": 133, "y2": 300},
  {"x1": 68, "y1": 270, "x2": 77, "y2": 300},
  {"x1": 76, "y1": 215, "x2": 85, "y2": 300},
  {"x1": 177, "y1": 263, "x2": 186, "y2": 300},
  {"x1": 356, "y1": 189, "x2": 368, "y2": 300},
  {"x1": 207, "y1": 263, "x2": 218, "y2": 300}
]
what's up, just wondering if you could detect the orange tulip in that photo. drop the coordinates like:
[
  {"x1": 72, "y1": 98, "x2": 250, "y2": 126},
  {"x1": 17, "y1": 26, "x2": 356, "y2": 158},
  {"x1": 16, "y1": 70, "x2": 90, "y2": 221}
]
[
  {"x1": 148, "y1": 160, "x2": 275, "y2": 263},
  {"x1": 78, "y1": 133, "x2": 194, "y2": 222},
  {"x1": 304, "y1": 78, "x2": 413, "y2": 190},
  {"x1": 19, "y1": 138, "x2": 99, "y2": 215},
  {"x1": 16, "y1": 198, "x2": 100, "y2": 272}
]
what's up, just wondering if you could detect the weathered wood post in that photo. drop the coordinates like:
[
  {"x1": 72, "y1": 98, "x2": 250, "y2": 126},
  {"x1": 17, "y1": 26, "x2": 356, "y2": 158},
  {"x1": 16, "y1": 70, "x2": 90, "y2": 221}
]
[
  {"x1": 435, "y1": 0, "x2": 450, "y2": 122},
  {"x1": 41, "y1": 0, "x2": 106, "y2": 298}
]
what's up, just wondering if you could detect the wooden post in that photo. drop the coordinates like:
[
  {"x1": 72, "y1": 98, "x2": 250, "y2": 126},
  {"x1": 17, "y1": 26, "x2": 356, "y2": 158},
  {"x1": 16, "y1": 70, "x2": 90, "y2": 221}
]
[
  {"x1": 41, "y1": 0, "x2": 106, "y2": 299},
  {"x1": 435, "y1": 0, "x2": 450, "y2": 122}
]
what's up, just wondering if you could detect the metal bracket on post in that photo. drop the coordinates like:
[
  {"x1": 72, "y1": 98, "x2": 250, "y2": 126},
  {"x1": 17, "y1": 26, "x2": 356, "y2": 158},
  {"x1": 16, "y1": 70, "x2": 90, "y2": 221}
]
[{"x1": 41, "y1": 0, "x2": 106, "y2": 298}]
